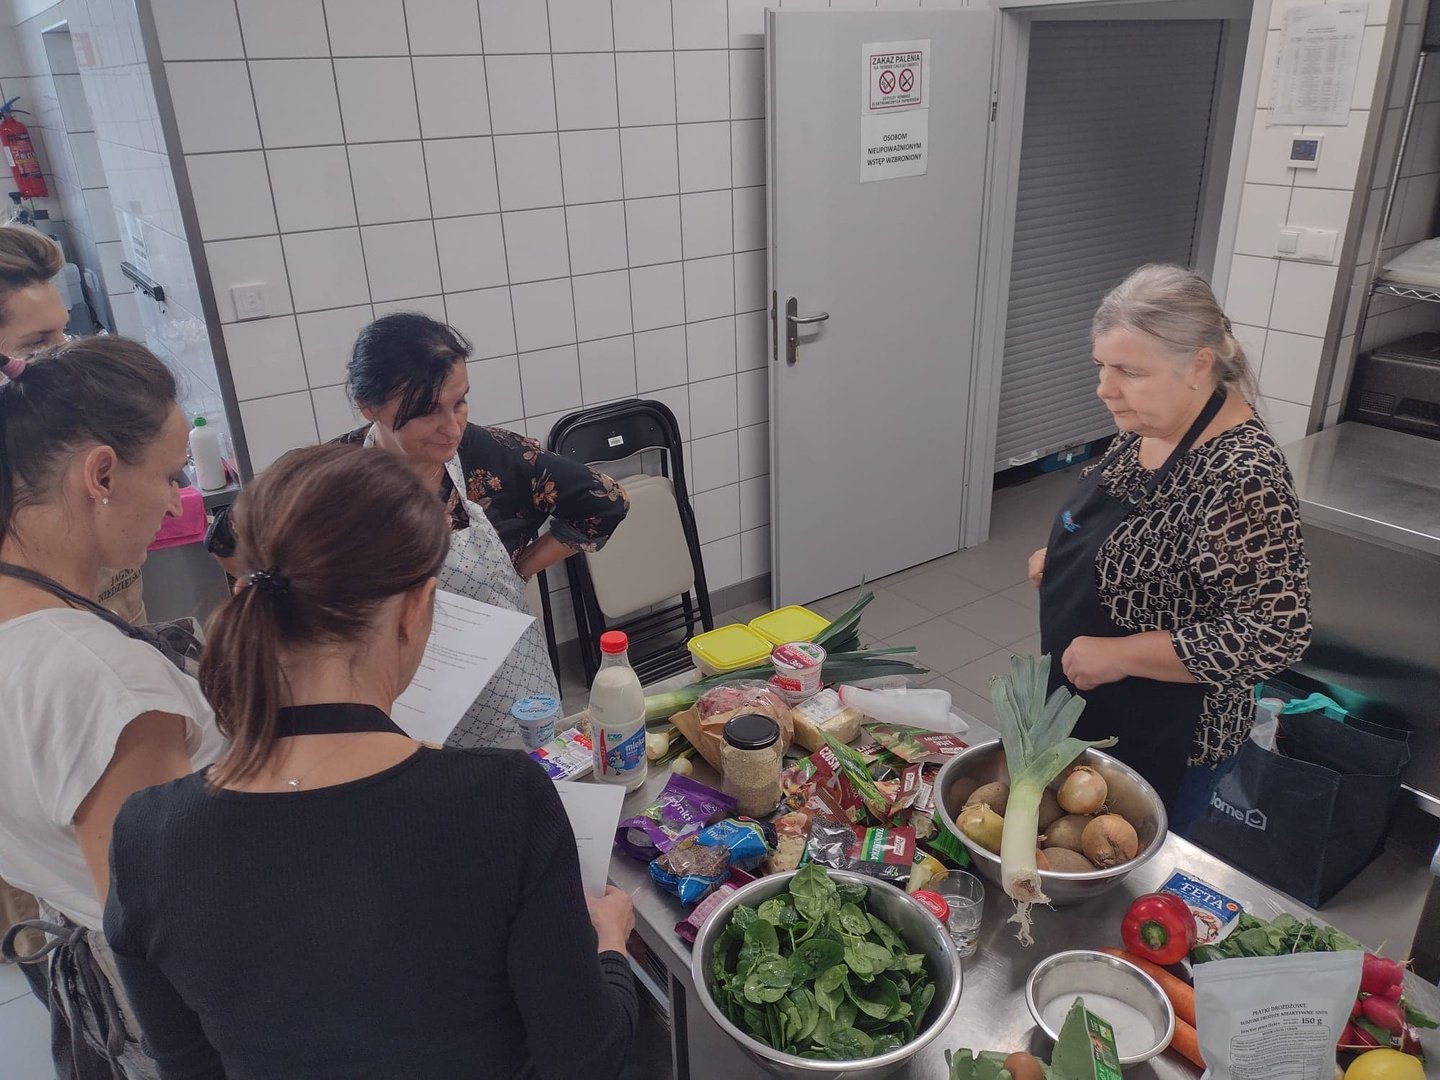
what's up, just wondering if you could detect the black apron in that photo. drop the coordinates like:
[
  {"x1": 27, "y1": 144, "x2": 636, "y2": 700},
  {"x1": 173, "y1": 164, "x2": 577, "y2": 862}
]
[{"x1": 1038, "y1": 388, "x2": 1226, "y2": 811}]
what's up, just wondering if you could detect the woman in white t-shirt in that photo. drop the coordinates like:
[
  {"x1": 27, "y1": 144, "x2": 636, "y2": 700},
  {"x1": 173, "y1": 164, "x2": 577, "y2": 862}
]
[{"x1": 0, "y1": 337, "x2": 222, "y2": 1079}]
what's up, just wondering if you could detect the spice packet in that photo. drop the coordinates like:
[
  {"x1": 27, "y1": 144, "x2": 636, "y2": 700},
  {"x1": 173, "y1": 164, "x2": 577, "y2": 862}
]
[
  {"x1": 675, "y1": 882, "x2": 739, "y2": 944},
  {"x1": 805, "y1": 818, "x2": 916, "y2": 886},
  {"x1": 1157, "y1": 869, "x2": 1244, "y2": 946},
  {"x1": 819, "y1": 732, "x2": 892, "y2": 819},
  {"x1": 649, "y1": 837, "x2": 730, "y2": 904},
  {"x1": 906, "y1": 763, "x2": 942, "y2": 839},
  {"x1": 780, "y1": 746, "x2": 865, "y2": 822},
  {"x1": 616, "y1": 773, "x2": 735, "y2": 861},
  {"x1": 866, "y1": 723, "x2": 968, "y2": 765},
  {"x1": 528, "y1": 726, "x2": 593, "y2": 781},
  {"x1": 695, "y1": 818, "x2": 774, "y2": 872}
]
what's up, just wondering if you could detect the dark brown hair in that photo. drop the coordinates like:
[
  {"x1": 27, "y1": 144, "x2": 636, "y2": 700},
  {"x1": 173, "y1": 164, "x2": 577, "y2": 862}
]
[
  {"x1": 347, "y1": 312, "x2": 471, "y2": 429},
  {"x1": 201, "y1": 443, "x2": 450, "y2": 787},
  {"x1": 0, "y1": 336, "x2": 177, "y2": 547},
  {"x1": 0, "y1": 224, "x2": 63, "y2": 326}
]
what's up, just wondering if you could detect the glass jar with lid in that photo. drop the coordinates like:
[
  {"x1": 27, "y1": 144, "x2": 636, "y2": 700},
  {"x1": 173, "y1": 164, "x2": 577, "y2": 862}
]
[{"x1": 720, "y1": 712, "x2": 783, "y2": 817}]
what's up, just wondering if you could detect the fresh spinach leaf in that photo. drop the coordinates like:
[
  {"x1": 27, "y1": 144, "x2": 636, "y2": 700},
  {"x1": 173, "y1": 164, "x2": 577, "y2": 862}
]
[
  {"x1": 827, "y1": 1027, "x2": 875, "y2": 1058},
  {"x1": 790, "y1": 937, "x2": 844, "y2": 982},
  {"x1": 838, "y1": 902, "x2": 872, "y2": 937},
  {"x1": 743, "y1": 954, "x2": 793, "y2": 1004}
]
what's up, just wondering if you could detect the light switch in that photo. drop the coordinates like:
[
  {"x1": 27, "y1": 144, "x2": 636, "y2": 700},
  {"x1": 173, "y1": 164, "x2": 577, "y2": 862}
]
[
  {"x1": 231, "y1": 283, "x2": 268, "y2": 320},
  {"x1": 1297, "y1": 228, "x2": 1337, "y2": 262},
  {"x1": 1276, "y1": 227, "x2": 1301, "y2": 255}
]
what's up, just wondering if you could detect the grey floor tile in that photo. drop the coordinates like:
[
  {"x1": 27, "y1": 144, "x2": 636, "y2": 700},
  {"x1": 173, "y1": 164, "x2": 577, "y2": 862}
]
[
  {"x1": 950, "y1": 684, "x2": 997, "y2": 730},
  {"x1": 998, "y1": 581, "x2": 1040, "y2": 612},
  {"x1": 889, "y1": 617, "x2": 996, "y2": 676},
  {"x1": 835, "y1": 588, "x2": 935, "y2": 641},
  {"x1": 0, "y1": 992, "x2": 52, "y2": 1079},
  {"x1": 0, "y1": 961, "x2": 32, "y2": 1007},
  {"x1": 942, "y1": 541, "x2": 1032, "y2": 592},
  {"x1": 947, "y1": 593, "x2": 1040, "y2": 648},
  {"x1": 1013, "y1": 632, "x2": 1043, "y2": 657},
  {"x1": 950, "y1": 648, "x2": 1020, "y2": 699},
  {"x1": 885, "y1": 569, "x2": 991, "y2": 615}
]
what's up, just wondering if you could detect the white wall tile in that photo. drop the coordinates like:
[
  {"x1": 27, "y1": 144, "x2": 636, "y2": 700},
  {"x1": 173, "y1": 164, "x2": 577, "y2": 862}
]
[
  {"x1": 236, "y1": 0, "x2": 333, "y2": 57},
  {"x1": 414, "y1": 56, "x2": 491, "y2": 139},
  {"x1": 702, "y1": 534, "x2": 743, "y2": 589},
  {"x1": 361, "y1": 221, "x2": 441, "y2": 302},
  {"x1": 566, "y1": 202, "x2": 629, "y2": 275},
  {"x1": 1230, "y1": 322, "x2": 1268, "y2": 374},
  {"x1": 736, "y1": 309, "x2": 767, "y2": 370},
  {"x1": 574, "y1": 270, "x2": 633, "y2": 341},
  {"x1": 1223, "y1": 254, "x2": 1279, "y2": 328},
  {"x1": 690, "y1": 429, "x2": 739, "y2": 492},
  {"x1": 674, "y1": 51, "x2": 729, "y2": 123},
  {"x1": 1259, "y1": 396, "x2": 1309, "y2": 448},
  {"x1": 446, "y1": 286, "x2": 516, "y2": 358},
  {"x1": 635, "y1": 325, "x2": 688, "y2": 390},
  {"x1": 166, "y1": 62, "x2": 260, "y2": 153},
  {"x1": 185, "y1": 151, "x2": 276, "y2": 240},
  {"x1": 282, "y1": 228, "x2": 370, "y2": 312},
  {"x1": 1286, "y1": 186, "x2": 1354, "y2": 238},
  {"x1": 739, "y1": 473, "x2": 768, "y2": 529},
  {"x1": 617, "y1": 53, "x2": 676, "y2": 127},
  {"x1": 240, "y1": 391, "x2": 319, "y2": 470},
  {"x1": 520, "y1": 344, "x2": 582, "y2": 414},
  {"x1": 298, "y1": 304, "x2": 374, "y2": 387},
  {"x1": 206, "y1": 235, "x2": 293, "y2": 322},
  {"x1": 325, "y1": 0, "x2": 409, "y2": 55},
  {"x1": 349, "y1": 142, "x2": 430, "y2": 224},
  {"x1": 405, "y1": 0, "x2": 485, "y2": 54},
  {"x1": 737, "y1": 420, "x2": 767, "y2": 479},
  {"x1": 153, "y1": 0, "x2": 244, "y2": 60},
  {"x1": 1258, "y1": 330, "x2": 1324, "y2": 405},
  {"x1": 466, "y1": 354, "x2": 525, "y2": 423},
  {"x1": 695, "y1": 484, "x2": 740, "y2": 545},
  {"x1": 614, "y1": 0, "x2": 674, "y2": 50},
  {"x1": 731, "y1": 119, "x2": 764, "y2": 187},
  {"x1": 736, "y1": 366, "x2": 766, "y2": 426},
  {"x1": 267, "y1": 146, "x2": 357, "y2": 232},
  {"x1": 1233, "y1": 183, "x2": 1291, "y2": 258},
  {"x1": 512, "y1": 278, "x2": 577, "y2": 351},
  {"x1": 1269, "y1": 261, "x2": 1340, "y2": 336},
  {"x1": 311, "y1": 383, "x2": 365, "y2": 440},
  {"x1": 486, "y1": 55, "x2": 558, "y2": 135},
  {"x1": 83, "y1": 190, "x2": 121, "y2": 243},
  {"x1": 559, "y1": 129, "x2": 624, "y2": 203},
  {"x1": 684, "y1": 255, "x2": 734, "y2": 320},
  {"x1": 678, "y1": 122, "x2": 731, "y2": 193},
  {"x1": 425, "y1": 139, "x2": 500, "y2": 217},
  {"x1": 729, "y1": 49, "x2": 763, "y2": 120},
  {"x1": 223, "y1": 315, "x2": 307, "y2": 399},
  {"x1": 621, "y1": 125, "x2": 680, "y2": 198},
  {"x1": 477, "y1": 0, "x2": 551, "y2": 53},
  {"x1": 71, "y1": 133, "x2": 107, "y2": 189},
  {"x1": 689, "y1": 373, "x2": 736, "y2": 437},
  {"x1": 250, "y1": 60, "x2": 343, "y2": 147},
  {"x1": 728, "y1": 0, "x2": 767, "y2": 46},
  {"x1": 503, "y1": 208, "x2": 571, "y2": 283},
  {"x1": 686, "y1": 315, "x2": 734, "y2": 381},
  {"x1": 1245, "y1": 111, "x2": 1304, "y2": 186},
  {"x1": 494, "y1": 134, "x2": 564, "y2": 210},
  {"x1": 335, "y1": 58, "x2": 419, "y2": 141},
  {"x1": 673, "y1": 0, "x2": 729, "y2": 50},
  {"x1": 525, "y1": 411, "x2": 572, "y2": 444},
  {"x1": 553, "y1": 54, "x2": 619, "y2": 130},
  {"x1": 436, "y1": 214, "x2": 509, "y2": 291},
  {"x1": 740, "y1": 525, "x2": 769, "y2": 581},
  {"x1": 374, "y1": 295, "x2": 448, "y2": 321},
  {"x1": 579, "y1": 334, "x2": 638, "y2": 402},
  {"x1": 732, "y1": 185, "x2": 765, "y2": 252},
  {"x1": 548, "y1": 0, "x2": 615, "y2": 52},
  {"x1": 648, "y1": 384, "x2": 691, "y2": 439},
  {"x1": 734, "y1": 249, "x2": 765, "y2": 313},
  {"x1": 626, "y1": 196, "x2": 682, "y2": 265},
  {"x1": 681, "y1": 190, "x2": 732, "y2": 258},
  {"x1": 630, "y1": 262, "x2": 685, "y2": 330},
  {"x1": 1351, "y1": 26, "x2": 1386, "y2": 110}
]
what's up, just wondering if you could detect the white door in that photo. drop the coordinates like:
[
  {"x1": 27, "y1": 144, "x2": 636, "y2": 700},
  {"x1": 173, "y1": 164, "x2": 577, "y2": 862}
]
[{"x1": 767, "y1": 8, "x2": 997, "y2": 608}]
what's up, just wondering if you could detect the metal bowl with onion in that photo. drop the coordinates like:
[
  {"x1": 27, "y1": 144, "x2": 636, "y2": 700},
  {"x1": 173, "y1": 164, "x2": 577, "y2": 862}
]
[
  {"x1": 689, "y1": 868, "x2": 963, "y2": 1080},
  {"x1": 1025, "y1": 949, "x2": 1176, "y2": 1065},
  {"x1": 934, "y1": 740, "x2": 1168, "y2": 906}
]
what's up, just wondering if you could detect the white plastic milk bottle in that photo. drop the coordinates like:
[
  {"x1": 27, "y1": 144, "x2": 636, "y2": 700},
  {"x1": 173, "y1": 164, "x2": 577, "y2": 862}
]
[{"x1": 589, "y1": 630, "x2": 647, "y2": 792}]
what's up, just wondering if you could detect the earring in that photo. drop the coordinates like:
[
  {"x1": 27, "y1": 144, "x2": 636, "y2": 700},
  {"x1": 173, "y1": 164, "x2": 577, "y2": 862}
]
[
  {"x1": 101, "y1": 497, "x2": 109, "y2": 505},
  {"x1": 1190, "y1": 385, "x2": 1199, "y2": 391}
]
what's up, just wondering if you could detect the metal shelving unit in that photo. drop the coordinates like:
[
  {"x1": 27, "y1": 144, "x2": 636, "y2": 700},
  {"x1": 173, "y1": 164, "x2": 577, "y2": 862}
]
[{"x1": 1371, "y1": 280, "x2": 1440, "y2": 304}]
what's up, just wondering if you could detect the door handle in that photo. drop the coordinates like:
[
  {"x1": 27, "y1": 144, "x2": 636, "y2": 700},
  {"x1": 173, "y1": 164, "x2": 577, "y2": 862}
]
[{"x1": 785, "y1": 297, "x2": 829, "y2": 364}]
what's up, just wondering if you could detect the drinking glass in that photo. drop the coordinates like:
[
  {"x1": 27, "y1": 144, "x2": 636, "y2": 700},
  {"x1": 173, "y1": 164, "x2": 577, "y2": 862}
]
[{"x1": 932, "y1": 869, "x2": 985, "y2": 958}]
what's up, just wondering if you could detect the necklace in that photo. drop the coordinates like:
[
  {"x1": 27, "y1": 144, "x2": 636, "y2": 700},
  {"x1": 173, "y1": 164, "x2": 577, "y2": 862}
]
[{"x1": 278, "y1": 733, "x2": 369, "y2": 789}]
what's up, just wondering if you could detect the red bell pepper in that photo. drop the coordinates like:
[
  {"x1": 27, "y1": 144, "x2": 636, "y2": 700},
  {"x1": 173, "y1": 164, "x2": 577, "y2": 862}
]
[{"x1": 1120, "y1": 892, "x2": 1197, "y2": 966}]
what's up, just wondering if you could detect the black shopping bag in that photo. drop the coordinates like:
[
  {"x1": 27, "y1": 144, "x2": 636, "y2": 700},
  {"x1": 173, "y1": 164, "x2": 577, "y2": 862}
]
[{"x1": 1187, "y1": 710, "x2": 1409, "y2": 907}]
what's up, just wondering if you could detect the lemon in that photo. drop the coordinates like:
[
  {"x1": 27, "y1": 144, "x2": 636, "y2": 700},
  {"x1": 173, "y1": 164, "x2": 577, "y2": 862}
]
[{"x1": 1344, "y1": 1049, "x2": 1424, "y2": 1080}]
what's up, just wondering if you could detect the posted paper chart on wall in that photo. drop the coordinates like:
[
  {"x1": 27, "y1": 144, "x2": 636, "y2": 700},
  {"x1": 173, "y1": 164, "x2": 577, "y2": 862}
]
[
  {"x1": 861, "y1": 39, "x2": 931, "y2": 183},
  {"x1": 1270, "y1": 3, "x2": 1366, "y2": 127}
]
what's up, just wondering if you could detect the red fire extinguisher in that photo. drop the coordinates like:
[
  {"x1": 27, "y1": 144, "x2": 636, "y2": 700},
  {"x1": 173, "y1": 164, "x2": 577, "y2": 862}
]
[{"x1": 0, "y1": 98, "x2": 48, "y2": 200}]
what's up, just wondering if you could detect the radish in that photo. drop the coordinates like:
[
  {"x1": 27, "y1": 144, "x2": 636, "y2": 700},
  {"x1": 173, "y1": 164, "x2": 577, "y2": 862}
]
[
  {"x1": 1362, "y1": 994, "x2": 1407, "y2": 1034},
  {"x1": 1402, "y1": 1024, "x2": 1424, "y2": 1056},
  {"x1": 1352, "y1": 996, "x2": 1365, "y2": 1019},
  {"x1": 1360, "y1": 953, "x2": 1405, "y2": 999}
]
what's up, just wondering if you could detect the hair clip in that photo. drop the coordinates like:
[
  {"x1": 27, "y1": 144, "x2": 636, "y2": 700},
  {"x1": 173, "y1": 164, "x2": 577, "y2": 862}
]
[
  {"x1": 246, "y1": 568, "x2": 290, "y2": 597},
  {"x1": 0, "y1": 355, "x2": 25, "y2": 380}
]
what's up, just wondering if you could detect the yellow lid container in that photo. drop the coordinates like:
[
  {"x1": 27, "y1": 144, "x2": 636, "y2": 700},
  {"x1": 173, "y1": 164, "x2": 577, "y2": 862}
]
[
  {"x1": 749, "y1": 605, "x2": 830, "y2": 646},
  {"x1": 687, "y1": 623, "x2": 772, "y2": 676}
]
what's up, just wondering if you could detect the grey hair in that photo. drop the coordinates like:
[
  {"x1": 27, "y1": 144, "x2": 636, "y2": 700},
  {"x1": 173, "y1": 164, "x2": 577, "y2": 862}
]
[{"x1": 1092, "y1": 264, "x2": 1258, "y2": 403}]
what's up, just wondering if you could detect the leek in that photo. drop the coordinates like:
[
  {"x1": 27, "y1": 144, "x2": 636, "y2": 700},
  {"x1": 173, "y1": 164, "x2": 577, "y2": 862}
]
[{"x1": 991, "y1": 654, "x2": 1115, "y2": 946}]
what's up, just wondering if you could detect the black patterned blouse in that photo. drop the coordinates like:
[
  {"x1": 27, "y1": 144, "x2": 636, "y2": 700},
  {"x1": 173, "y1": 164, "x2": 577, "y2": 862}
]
[
  {"x1": 336, "y1": 423, "x2": 629, "y2": 566},
  {"x1": 1083, "y1": 418, "x2": 1311, "y2": 766}
]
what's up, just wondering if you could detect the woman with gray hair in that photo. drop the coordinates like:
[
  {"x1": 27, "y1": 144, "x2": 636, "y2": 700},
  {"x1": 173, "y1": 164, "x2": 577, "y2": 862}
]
[{"x1": 1029, "y1": 264, "x2": 1311, "y2": 829}]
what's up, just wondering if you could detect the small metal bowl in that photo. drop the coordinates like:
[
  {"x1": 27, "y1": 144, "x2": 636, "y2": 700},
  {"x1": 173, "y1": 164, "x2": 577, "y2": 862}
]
[{"x1": 1025, "y1": 949, "x2": 1176, "y2": 1066}]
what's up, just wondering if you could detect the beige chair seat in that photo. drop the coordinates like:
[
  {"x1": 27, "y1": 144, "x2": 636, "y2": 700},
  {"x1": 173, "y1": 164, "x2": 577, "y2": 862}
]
[{"x1": 584, "y1": 472, "x2": 695, "y2": 622}]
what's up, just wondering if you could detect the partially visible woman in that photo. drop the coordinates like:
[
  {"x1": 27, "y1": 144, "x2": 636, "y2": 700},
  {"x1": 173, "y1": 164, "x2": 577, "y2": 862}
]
[
  {"x1": 107, "y1": 445, "x2": 638, "y2": 1080},
  {"x1": 1030, "y1": 265, "x2": 1311, "y2": 829},
  {"x1": 0, "y1": 338, "x2": 222, "y2": 1078},
  {"x1": 208, "y1": 313, "x2": 629, "y2": 748}
]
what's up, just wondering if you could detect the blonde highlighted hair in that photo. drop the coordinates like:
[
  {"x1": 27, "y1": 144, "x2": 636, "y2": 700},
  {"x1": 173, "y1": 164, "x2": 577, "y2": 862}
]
[{"x1": 0, "y1": 224, "x2": 63, "y2": 326}]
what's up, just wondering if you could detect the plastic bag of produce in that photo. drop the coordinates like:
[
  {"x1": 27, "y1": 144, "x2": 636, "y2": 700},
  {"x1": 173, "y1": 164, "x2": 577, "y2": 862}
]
[
  {"x1": 615, "y1": 773, "x2": 735, "y2": 861},
  {"x1": 671, "y1": 681, "x2": 794, "y2": 771}
]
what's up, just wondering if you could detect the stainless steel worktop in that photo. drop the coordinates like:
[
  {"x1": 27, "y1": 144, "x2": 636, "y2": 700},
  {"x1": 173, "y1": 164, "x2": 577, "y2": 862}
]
[
  {"x1": 607, "y1": 713, "x2": 1440, "y2": 1078},
  {"x1": 1286, "y1": 422, "x2": 1440, "y2": 559}
]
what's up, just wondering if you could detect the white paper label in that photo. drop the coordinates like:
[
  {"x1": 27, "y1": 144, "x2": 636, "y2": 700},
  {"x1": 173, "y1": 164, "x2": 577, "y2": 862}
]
[{"x1": 860, "y1": 111, "x2": 929, "y2": 183}]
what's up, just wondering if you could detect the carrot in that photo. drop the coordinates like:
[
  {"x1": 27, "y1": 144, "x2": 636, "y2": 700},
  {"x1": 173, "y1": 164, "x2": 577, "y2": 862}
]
[
  {"x1": 1168, "y1": 1018, "x2": 1205, "y2": 1068},
  {"x1": 1099, "y1": 947, "x2": 1196, "y2": 1026}
]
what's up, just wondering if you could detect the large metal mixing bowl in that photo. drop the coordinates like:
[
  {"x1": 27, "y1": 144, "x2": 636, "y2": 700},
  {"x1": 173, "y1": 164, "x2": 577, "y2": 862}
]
[
  {"x1": 689, "y1": 869, "x2": 963, "y2": 1079},
  {"x1": 934, "y1": 740, "x2": 1168, "y2": 906}
]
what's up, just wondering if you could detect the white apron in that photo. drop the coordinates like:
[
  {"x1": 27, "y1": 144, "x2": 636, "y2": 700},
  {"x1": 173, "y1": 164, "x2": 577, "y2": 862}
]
[{"x1": 366, "y1": 430, "x2": 560, "y2": 747}]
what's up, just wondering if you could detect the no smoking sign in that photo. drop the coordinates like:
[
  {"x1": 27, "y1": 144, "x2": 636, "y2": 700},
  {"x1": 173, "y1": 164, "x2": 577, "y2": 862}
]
[{"x1": 868, "y1": 46, "x2": 925, "y2": 111}]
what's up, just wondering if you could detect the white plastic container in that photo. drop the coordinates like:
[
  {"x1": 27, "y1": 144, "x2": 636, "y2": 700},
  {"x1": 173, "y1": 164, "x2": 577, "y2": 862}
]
[
  {"x1": 838, "y1": 684, "x2": 964, "y2": 733},
  {"x1": 511, "y1": 694, "x2": 560, "y2": 751},
  {"x1": 769, "y1": 641, "x2": 826, "y2": 704},
  {"x1": 189, "y1": 415, "x2": 227, "y2": 491},
  {"x1": 589, "y1": 630, "x2": 647, "y2": 792}
]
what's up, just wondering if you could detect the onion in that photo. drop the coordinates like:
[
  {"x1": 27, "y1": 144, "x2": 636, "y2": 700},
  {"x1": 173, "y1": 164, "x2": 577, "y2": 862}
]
[
  {"x1": 1057, "y1": 765, "x2": 1107, "y2": 814},
  {"x1": 1081, "y1": 814, "x2": 1139, "y2": 868},
  {"x1": 646, "y1": 730, "x2": 670, "y2": 761},
  {"x1": 958, "y1": 802, "x2": 1005, "y2": 854},
  {"x1": 670, "y1": 756, "x2": 694, "y2": 777}
]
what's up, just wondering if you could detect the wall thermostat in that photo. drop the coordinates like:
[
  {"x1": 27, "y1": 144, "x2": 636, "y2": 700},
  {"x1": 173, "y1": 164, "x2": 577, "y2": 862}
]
[{"x1": 1287, "y1": 135, "x2": 1323, "y2": 169}]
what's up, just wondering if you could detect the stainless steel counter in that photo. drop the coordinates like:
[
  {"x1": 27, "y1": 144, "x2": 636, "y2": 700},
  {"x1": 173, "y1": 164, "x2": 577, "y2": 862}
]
[{"x1": 607, "y1": 712, "x2": 1440, "y2": 1078}]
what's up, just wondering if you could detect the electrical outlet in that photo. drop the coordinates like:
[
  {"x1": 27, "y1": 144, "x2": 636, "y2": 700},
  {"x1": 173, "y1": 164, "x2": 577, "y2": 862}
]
[
  {"x1": 1297, "y1": 228, "x2": 1337, "y2": 263},
  {"x1": 231, "y1": 283, "x2": 268, "y2": 320}
]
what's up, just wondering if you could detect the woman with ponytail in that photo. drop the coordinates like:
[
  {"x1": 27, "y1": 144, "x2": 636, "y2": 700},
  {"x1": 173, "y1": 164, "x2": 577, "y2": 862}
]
[
  {"x1": 0, "y1": 337, "x2": 222, "y2": 1079},
  {"x1": 104, "y1": 444, "x2": 638, "y2": 1080}
]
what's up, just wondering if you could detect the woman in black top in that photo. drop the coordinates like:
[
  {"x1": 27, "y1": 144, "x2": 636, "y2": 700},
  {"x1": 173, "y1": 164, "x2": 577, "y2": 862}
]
[{"x1": 105, "y1": 445, "x2": 637, "y2": 1080}]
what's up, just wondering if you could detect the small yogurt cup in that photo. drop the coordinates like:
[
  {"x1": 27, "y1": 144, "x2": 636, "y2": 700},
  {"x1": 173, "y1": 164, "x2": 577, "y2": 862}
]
[
  {"x1": 511, "y1": 694, "x2": 561, "y2": 751},
  {"x1": 769, "y1": 641, "x2": 826, "y2": 704}
]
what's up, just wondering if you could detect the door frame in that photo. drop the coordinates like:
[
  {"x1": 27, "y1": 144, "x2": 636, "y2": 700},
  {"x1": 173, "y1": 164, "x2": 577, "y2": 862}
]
[{"x1": 960, "y1": 0, "x2": 1267, "y2": 548}]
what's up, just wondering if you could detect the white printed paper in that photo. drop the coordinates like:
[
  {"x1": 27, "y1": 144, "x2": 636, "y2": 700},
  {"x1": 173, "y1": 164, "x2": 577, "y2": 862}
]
[
  {"x1": 861, "y1": 111, "x2": 929, "y2": 183},
  {"x1": 861, "y1": 39, "x2": 931, "y2": 182},
  {"x1": 390, "y1": 589, "x2": 533, "y2": 745},
  {"x1": 554, "y1": 780, "x2": 626, "y2": 898},
  {"x1": 1270, "y1": 3, "x2": 1366, "y2": 126}
]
